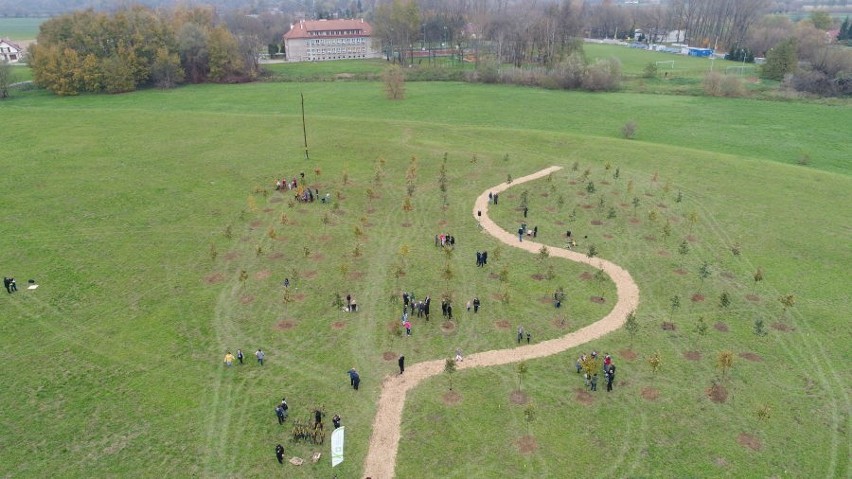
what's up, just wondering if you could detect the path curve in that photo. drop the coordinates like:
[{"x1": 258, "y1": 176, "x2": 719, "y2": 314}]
[{"x1": 362, "y1": 166, "x2": 640, "y2": 478}]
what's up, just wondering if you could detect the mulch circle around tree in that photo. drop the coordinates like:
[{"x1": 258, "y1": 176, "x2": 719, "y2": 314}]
[
  {"x1": 739, "y1": 352, "x2": 763, "y2": 362},
  {"x1": 531, "y1": 273, "x2": 545, "y2": 281},
  {"x1": 568, "y1": 180, "x2": 577, "y2": 185},
  {"x1": 223, "y1": 251, "x2": 240, "y2": 261},
  {"x1": 275, "y1": 236, "x2": 289, "y2": 242},
  {"x1": 204, "y1": 273, "x2": 224, "y2": 284},
  {"x1": 268, "y1": 252, "x2": 283, "y2": 260},
  {"x1": 538, "y1": 295, "x2": 552, "y2": 304},
  {"x1": 692, "y1": 293, "x2": 705, "y2": 302},
  {"x1": 441, "y1": 321, "x2": 456, "y2": 333},
  {"x1": 674, "y1": 268, "x2": 688, "y2": 276},
  {"x1": 714, "y1": 322, "x2": 729, "y2": 332},
  {"x1": 366, "y1": 208, "x2": 376, "y2": 214},
  {"x1": 250, "y1": 220, "x2": 263, "y2": 228},
  {"x1": 302, "y1": 270, "x2": 318, "y2": 279},
  {"x1": 658, "y1": 250, "x2": 670, "y2": 257},
  {"x1": 437, "y1": 220, "x2": 448, "y2": 226},
  {"x1": 555, "y1": 220, "x2": 565, "y2": 226},
  {"x1": 591, "y1": 220, "x2": 603, "y2": 225},
  {"x1": 401, "y1": 222, "x2": 412, "y2": 228},
  {"x1": 348, "y1": 271, "x2": 365, "y2": 280},
  {"x1": 489, "y1": 272, "x2": 500, "y2": 280},
  {"x1": 603, "y1": 234, "x2": 613, "y2": 239},
  {"x1": 590, "y1": 296, "x2": 605, "y2": 304},
  {"x1": 509, "y1": 390, "x2": 529, "y2": 405},
  {"x1": 745, "y1": 294, "x2": 761, "y2": 302},
  {"x1": 491, "y1": 293, "x2": 505, "y2": 302},
  {"x1": 619, "y1": 349, "x2": 638, "y2": 361},
  {"x1": 582, "y1": 204, "x2": 594, "y2": 209},
  {"x1": 255, "y1": 270, "x2": 271, "y2": 280},
  {"x1": 579, "y1": 271, "x2": 593, "y2": 281},
  {"x1": 707, "y1": 383, "x2": 728, "y2": 403},
  {"x1": 291, "y1": 293, "x2": 306, "y2": 302},
  {"x1": 574, "y1": 388, "x2": 594, "y2": 405},
  {"x1": 276, "y1": 320, "x2": 295, "y2": 330},
  {"x1": 331, "y1": 322, "x2": 346, "y2": 330},
  {"x1": 495, "y1": 320, "x2": 511, "y2": 330},
  {"x1": 317, "y1": 234, "x2": 331, "y2": 242},
  {"x1": 540, "y1": 192, "x2": 550, "y2": 197},
  {"x1": 382, "y1": 352, "x2": 397, "y2": 361},
  {"x1": 641, "y1": 387, "x2": 660, "y2": 401},
  {"x1": 771, "y1": 322, "x2": 795, "y2": 332},
  {"x1": 687, "y1": 234, "x2": 698, "y2": 243},
  {"x1": 683, "y1": 351, "x2": 701, "y2": 361},
  {"x1": 629, "y1": 218, "x2": 641, "y2": 225},
  {"x1": 551, "y1": 317, "x2": 569, "y2": 329},
  {"x1": 240, "y1": 295, "x2": 254, "y2": 305},
  {"x1": 442, "y1": 391, "x2": 462, "y2": 405},
  {"x1": 737, "y1": 433, "x2": 763, "y2": 451},
  {"x1": 661, "y1": 322, "x2": 676, "y2": 331},
  {"x1": 516, "y1": 435, "x2": 538, "y2": 454},
  {"x1": 310, "y1": 252, "x2": 325, "y2": 262},
  {"x1": 263, "y1": 208, "x2": 273, "y2": 213},
  {"x1": 643, "y1": 235, "x2": 656, "y2": 242},
  {"x1": 644, "y1": 192, "x2": 655, "y2": 197},
  {"x1": 240, "y1": 236, "x2": 250, "y2": 242},
  {"x1": 657, "y1": 203, "x2": 668, "y2": 209}
]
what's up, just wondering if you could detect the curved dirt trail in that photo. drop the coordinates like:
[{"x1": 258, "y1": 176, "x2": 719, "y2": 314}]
[{"x1": 362, "y1": 166, "x2": 640, "y2": 478}]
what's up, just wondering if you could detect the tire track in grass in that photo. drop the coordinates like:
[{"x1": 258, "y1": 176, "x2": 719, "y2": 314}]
[{"x1": 362, "y1": 166, "x2": 640, "y2": 478}]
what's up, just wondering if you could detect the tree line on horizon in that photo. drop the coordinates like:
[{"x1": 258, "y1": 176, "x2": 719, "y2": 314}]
[{"x1": 29, "y1": 5, "x2": 262, "y2": 95}]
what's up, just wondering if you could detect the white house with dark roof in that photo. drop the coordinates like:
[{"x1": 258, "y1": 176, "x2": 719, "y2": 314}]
[
  {"x1": 283, "y1": 19, "x2": 379, "y2": 62},
  {"x1": 0, "y1": 39, "x2": 24, "y2": 63}
]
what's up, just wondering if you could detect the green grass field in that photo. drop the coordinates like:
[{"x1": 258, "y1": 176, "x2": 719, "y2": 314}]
[
  {"x1": 0, "y1": 17, "x2": 43, "y2": 40},
  {"x1": 0, "y1": 76, "x2": 849, "y2": 478}
]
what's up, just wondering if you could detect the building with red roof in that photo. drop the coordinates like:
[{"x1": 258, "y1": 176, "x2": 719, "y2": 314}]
[{"x1": 283, "y1": 18, "x2": 379, "y2": 62}]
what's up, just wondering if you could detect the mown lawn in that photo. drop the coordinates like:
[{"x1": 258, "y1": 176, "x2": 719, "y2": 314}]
[{"x1": 0, "y1": 79, "x2": 848, "y2": 478}]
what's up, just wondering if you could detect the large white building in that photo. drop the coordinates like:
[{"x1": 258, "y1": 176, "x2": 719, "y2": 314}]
[
  {"x1": 283, "y1": 18, "x2": 379, "y2": 62},
  {"x1": 0, "y1": 39, "x2": 24, "y2": 63}
]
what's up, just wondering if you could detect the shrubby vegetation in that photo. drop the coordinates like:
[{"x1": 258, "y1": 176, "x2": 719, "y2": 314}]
[{"x1": 29, "y1": 5, "x2": 259, "y2": 95}]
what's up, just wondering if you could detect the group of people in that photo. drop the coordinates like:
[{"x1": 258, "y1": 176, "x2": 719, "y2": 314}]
[
  {"x1": 345, "y1": 294, "x2": 358, "y2": 312},
  {"x1": 576, "y1": 351, "x2": 617, "y2": 392},
  {"x1": 223, "y1": 348, "x2": 265, "y2": 367},
  {"x1": 275, "y1": 175, "x2": 300, "y2": 191},
  {"x1": 517, "y1": 223, "x2": 538, "y2": 241},
  {"x1": 3, "y1": 277, "x2": 17, "y2": 293},
  {"x1": 488, "y1": 192, "x2": 500, "y2": 204},
  {"x1": 273, "y1": 400, "x2": 343, "y2": 464},
  {"x1": 475, "y1": 251, "x2": 489, "y2": 267},
  {"x1": 516, "y1": 325, "x2": 532, "y2": 344},
  {"x1": 402, "y1": 291, "x2": 430, "y2": 321},
  {"x1": 465, "y1": 297, "x2": 481, "y2": 313},
  {"x1": 435, "y1": 233, "x2": 456, "y2": 247}
]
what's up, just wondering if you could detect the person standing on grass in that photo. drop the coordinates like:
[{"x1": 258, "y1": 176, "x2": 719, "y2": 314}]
[
  {"x1": 398, "y1": 355, "x2": 405, "y2": 374},
  {"x1": 518, "y1": 227, "x2": 524, "y2": 242},
  {"x1": 482, "y1": 251, "x2": 487, "y2": 265},
  {"x1": 494, "y1": 193, "x2": 498, "y2": 204},
  {"x1": 275, "y1": 444, "x2": 285, "y2": 464},
  {"x1": 590, "y1": 373, "x2": 598, "y2": 391},
  {"x1": 332, "y1": 414, "x2": 341, "y2": 429},
  {"x1": 517, "y1": 326, "x2": 524, "y2": 344},
  {"x1": 526, "y1": 331, "x2": 531, "y2": 344},
  {"x1": 606, "y1": 369, "x2": 614, "y2": 392},
  {"x1": 236, "y1": 349, "x2": 244, "y2": 365},
  {"x1": 523, "y1": 206, "x2": 528, "y2": 218},
  {"x1": 447, "y1": 303, "x2": 453, "y2": 320},
  {"x1": 533, "y1": 226, "x2": 538, "y2": 238},
  {"x1": 348, "y1": 368, "x2": 360, "y2": 390},
  {"x1": 404, "y1": 320, "x2": 412, "y2": 336},
  {"x1": 275, "y1": 405, "x2": 286, "y2": 425},
  {"x1": 473, "y1": 297, "x2": 480, "y2": 313},
  {"x1": 255, "y1": 348, "x2": 265, "y2": 366},
  {"x1": 224, "y1": 352, "x2": 234, "y2": 367}
]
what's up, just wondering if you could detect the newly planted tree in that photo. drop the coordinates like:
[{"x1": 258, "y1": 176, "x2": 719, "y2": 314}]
[
  {"x1": 625, "y1": 310, "x2": 639, "y2": 344},
  {"x1": 670, "y1": 295, "x2": 681, "y2": 319},
  {"x1": 647, "y1": 352, "x2": 662, "y2": 374},
  {"x1": 717, "y1": 351, "x2": 734, "y2": 378},
  {"x1": 697, "y1": 262, "x2": 712, "y2": 292},
  {"x1": 678, "y1": 240, "x2": 690, "y2": 267},
  {"x1": 696, "y1": 316, "x2": 709, "y2": 338},
  {"x1": 444, "y1": 358, "x2": 457, "y2": 391},
  {"x1": 719, "y1": 291, "x2": 731, "y2": 308},
  {"x1": 779, "y1": 294, "x2": 795, "y2": 319},
  {"x1": 516, "y1": 361, "x2": 529, "y2": 390},
  {"x1": 332, "y1": 292, "x2": 345, "y2": 320},
  {"x1": 587, "y1": 244, "x2": 598, "y2": 259}
]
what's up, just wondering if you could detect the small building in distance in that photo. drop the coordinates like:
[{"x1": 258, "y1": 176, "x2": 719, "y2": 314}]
[
  {"x1": 0, "y1": 39, "x2": 24, "y2": 63},
  {"x1": 283, "y1": 18, "x2": 379, "y2": 62}
]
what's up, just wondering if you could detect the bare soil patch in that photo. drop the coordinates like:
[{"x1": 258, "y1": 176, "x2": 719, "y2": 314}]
[
  {"x1": 239, "y1": 295, "x2": 254, "y2": 305},
  {"x1": 657, "y1": 250, "x2": 670, "y2": 257},
  {"x1": 551, "y1": 317, "x2": 569, "y2": 329},
  {"x1": 223, "y1": 251, "x2": 240, "y2": 261},
  {"x1": 683, "y1": 351, "x2": 701, "y2": 361},
  {"x1": 386, "y1": 321, "x2": 400, "y2": 333},
  {"x1": 574, "y1": 388, "x2": 594, "y2": 405},
  {"x1": 674, "y1": 268, "x2": 688, "y2": 276},
  {"x1": 686, "y1": 235, "x2": 698, "y2": 243},
  {"x1": 348, "y1": 271, "x2": 365, "y2": 280},
  {"x1": 268, "y1": 252, "x2": 283, "y2": 260},
  {"x1": 714, "y1": 322, "x2": 729, "y2": 332},
  {"x1": 310, "y1": 252, "x2": 324, "y2": 262},
  {"x1": 292, "y1": 293, "x2": 306, "y2": 302},
  {"x1": 302, "y1": 270, "x2": 318, "y2": 279},
  {"x1": 721, "y1": 271, "x2": 735, "y2": 279},
  {"x1": 250, "y1": 220, "x2": 263, "y2": 228},
  {"x1": 545, "y1": 207, "x2": 556, "y2": 213},
  {"x1": 263, "y1": 208, "x2": 273, "y2": 213},
  {"x1": 745, "y1": 294, "x2": 760, "y2": 302},
  {"x1": 318, "y1": 234, "x2": 331, "y2": 242},
  {"x1": 491, "y1": 292, "x2": 505, "y2": 302},
  {"x1": 383, "y1": 352, "x2": 397, "y2": 361},
  {"x1": 691, "y1": 293, "x2": 705, "y2": 302},
  {"x1": 489, "y1": 272, "x2": 500, "y2": 280},
  {"x1": 643, "y1": 235, "x2": 656, "y2": 242},
  {"x1": 554, "y1": 220, "x2": 565, "y2": 226},
  {"x1": 715, "y1": 457, "x2": 729, "y2": 468},
  {"x1": 366, "y1": 208, "x2": 376, "y2": 214},
  {"x1": 641, "y1": 387, "x2": 659, "y2": 401},
  {"x1": 516, "y1": 435, "x2": 538, "y2": 454},
  {"x1": 644, "y1": 192, "x2": 654, "y2": 197},
  {"x1": 771, "y1": 322, "x2": 794, "y2": 332},
  {"x1": 269, "y1": 197, "x2": 283, "y2": 203},
  {"x1": 619, "y1": 349, "x2": 637, "y2": 361},
  {"x1": 538, "y1": 296, "x2": 553, "y2": 304},
  {"x1": 495, "y1": 320, "x2": 511, "y2": 330},
  {"x1": 401, "y1": 222, "x2": 412, "y2": 228},
  {"x1": 255, "y1": 270, "x2": 271, "y2": 280},
  {"x1": 437, "y1": 220, "x2": 448, "y2": 226},
  {"x1": 707, "y1": 383, "x2": 728, "y2": 403},
  {"x1": 531, "y1": 273, "x2": 545, "y2": 281},
  {"x1": 276, "y1": 320, "x2": 295, "y2": 330},
  {"x1": 657, "y1": 203, "x2": 667, "y2": 209},
  {"x1": 739, "y1": 352, "x2": 763, "y2": 362},
  {"x1": 509, "y1": 390, "x2": 529, "y2": 405},
  {"x1": 591, "y1": 220, "x2": 603, "y2": 225},
  {"x1": 737, "y1": 433, "x2": 763, "y2": 451},
  {"x1": 579, "y1": 271, "x2": 593, "y2": 281},
  {"x1": 582, "y1": 204, "x2": 593, "y2": 209},
  {"x1": 629, "y1": 218, "x2": 641, "y2": 225},
  {"x1": 204, "y1": 273, "x2": 224, "y2": 284},
  {"x1": 331, "y1": 321, "x2": 346, "y2": 330},
  {"x1": 590, "y1": 296, "x2": 605, "y2": 304},
  {"x1": 661, "y1": 322, "x2": 676, "y2": 331},
  {"x1": 603, "y1": 234, "x2": 613, "y2": 239},
  {"x1": 540, "y1": 192, "x2": 550, "y2": 197},
  {"x1": 441, "y1": 321, "x2": 456, "y2": 333},
  {"x1": 568, "y1": 180, "x2": 577, "y2": 185},
  {"x1": 442, "y1": 391, "x2": 462, "y2": 405}
]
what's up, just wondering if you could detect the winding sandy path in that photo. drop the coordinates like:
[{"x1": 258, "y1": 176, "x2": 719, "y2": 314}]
[{"x1": 362, "y1": 166, "x2": 640, "y2": 478}]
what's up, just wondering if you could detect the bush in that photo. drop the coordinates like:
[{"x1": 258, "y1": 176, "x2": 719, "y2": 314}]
[
  {"x1": 582, "y1": 57, "x2": 622, "y2": 91},
  {"x1": 552, "y1": 52, "x2": 587, "y2": 89},
  {"x1": 704, "y1": 72, "x2": 746, "y2": 97},
  {"x1": 622, "y1": 120, "x2": 637, "y2": 140},
  {"x1": 642, "y1": 62, "x2": 658, "y2": 79},
  {"x1": 703, "y1": 71, "x2": 723, "y2": 96}
]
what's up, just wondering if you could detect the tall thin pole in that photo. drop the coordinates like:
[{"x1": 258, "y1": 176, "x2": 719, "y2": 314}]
[{"x1": 301, "y1": 92, "x2": 309, "y2": 161}]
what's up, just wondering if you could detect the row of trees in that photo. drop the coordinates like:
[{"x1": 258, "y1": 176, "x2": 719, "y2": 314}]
[{"x1": 29, "y1": 6, "x2": 261, "y2": 95}]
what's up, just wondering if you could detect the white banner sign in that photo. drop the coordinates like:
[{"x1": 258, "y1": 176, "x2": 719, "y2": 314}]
[{"x1": 331, "y1": 426, "x2": 345, "y2": 467}]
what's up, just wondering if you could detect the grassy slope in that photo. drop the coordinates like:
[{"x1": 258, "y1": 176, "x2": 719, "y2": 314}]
[{"x1": 0, "y1": 81, "x2": 849, "y2": 477}]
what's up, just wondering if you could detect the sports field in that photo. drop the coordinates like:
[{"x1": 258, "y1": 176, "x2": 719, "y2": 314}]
[{"x1": 0, "y1": 76, "x2": 849, "y2": 477}]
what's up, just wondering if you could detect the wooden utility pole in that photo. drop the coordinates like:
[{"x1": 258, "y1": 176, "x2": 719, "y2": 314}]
[{"x1": 301, "y1": 92, "x2": 309, "y2": 161}]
